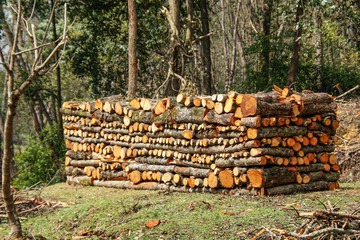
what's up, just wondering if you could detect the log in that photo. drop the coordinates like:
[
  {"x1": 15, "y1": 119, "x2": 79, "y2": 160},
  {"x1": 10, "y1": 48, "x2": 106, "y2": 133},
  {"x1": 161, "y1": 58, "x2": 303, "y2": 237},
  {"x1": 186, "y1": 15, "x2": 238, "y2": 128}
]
[
  {"x1": 294, "y1": 92, "x2": 334, "y2": 104},
  {"x1": 265, "y1": 181, "x2": 336, "y2": 196},
  {"x1": 154, "y1": 106, "x2": 205, "y2": 125},
  {"x1": 65, "y1": 166, "x2": 86, "y2": 176},
  {"x1": 173, "y1": 166, "x2": 210, "y2": 178},
  {"x1": 214, "y1": 157, "x2": 267, "y2": 167},
  {"x1": 204, "y1": 110, "x2": 234, "y2": 126},
  {"x1": 219, "y1": 169, "x2": 234, "y2": 188},
  {"x1": 234, "y1": 115, "x2": 261, "y2": 128},
  {"x1": 299, "y1": 102, "x2": 337, "y2": 116},
  {"x1": 247, "y1": 126, "x2": 308, "y2": 139},
  {"x1": 126, "y1": 163, "x2": 174, "y2": 173},
  {"x1": 307, "y1": 171, "x2": 340, "y2": 183},
  {"x1": 250, "y1": 147, "x2": 294, "y2": 157},
  {"x1": 247, "y1": 167, "x2": 299, "y2": 188},
  {"x1": 66, "y1": 176, "x2": 93, "y2": 186},
  {"x1": 208, "y1": 172, "x2": 219, "y2": 188},
  {"x1": 308, "y1": 122, "x2": 336, "y2": 136},
  {"x1": 302, "y1": 145, "x2": 335, "y2": 154},
  {"x1": 100, "y1": 170, "x2": 128, "y2": 180},
  {"x1": 67, "y1": 159, "x2": 101, "y2": 168},
  {"x1": 129, "y1": 170, "x2": 142, "y2": 184},
  {"x1": 236, "y1": 95, "x2": 293, "y2": 117}
]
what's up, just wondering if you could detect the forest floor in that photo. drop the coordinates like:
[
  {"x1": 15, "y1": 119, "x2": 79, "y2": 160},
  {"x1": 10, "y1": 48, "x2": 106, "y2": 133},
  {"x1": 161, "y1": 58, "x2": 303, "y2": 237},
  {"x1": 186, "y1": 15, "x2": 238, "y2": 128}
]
[
  {"x1": 0, "y1": 181, "x2": 359, "y2": 239},
  {"x1": 0, "y1": 97, "x2": 360, "y2": 239}
]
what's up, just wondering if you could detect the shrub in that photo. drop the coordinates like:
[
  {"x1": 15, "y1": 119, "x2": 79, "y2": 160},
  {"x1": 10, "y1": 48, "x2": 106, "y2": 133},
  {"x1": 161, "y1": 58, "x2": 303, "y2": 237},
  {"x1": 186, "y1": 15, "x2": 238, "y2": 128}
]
[{"x1": 12, "y1": 124, "x2": 66, "y2": 189}]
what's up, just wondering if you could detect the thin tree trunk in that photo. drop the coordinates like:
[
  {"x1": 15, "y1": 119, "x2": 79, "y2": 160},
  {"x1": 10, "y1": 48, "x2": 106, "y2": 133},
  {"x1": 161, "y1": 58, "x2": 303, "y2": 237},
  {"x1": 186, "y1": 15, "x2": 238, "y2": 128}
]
[
  {"x1": 199, "y1": 0, "x2": 213, "y2": 95},
  {"x1": 221, "y1": 0, "x2": 230, "y2": 92},
  {"x1": 51, "y1": 0, "x2": 63, "y2": 140},
  {"x1": 128, "y1": 0, "x2": 137, "y2": 98},
  {"x1": 314, "y1": 10, "x2": 323, "y2": 90},
  {"x1": 287, "y1": 0, "x2": 305, "y2": 86},
  {"x1": 165, "y1": 0, "x2": 181, "y2": 96},
  {"x1": 261, "y1": 0, "x2": 273, "y2": 86},
  {"x1": 185, "y1": 0, "x2": 193, "y2": 45},
  {"x1": 2, "y1": 102, "x2": 22, "y2": 238},
  {"x1": 228, "y1": 0, "x2": 241, "y2": 89}
]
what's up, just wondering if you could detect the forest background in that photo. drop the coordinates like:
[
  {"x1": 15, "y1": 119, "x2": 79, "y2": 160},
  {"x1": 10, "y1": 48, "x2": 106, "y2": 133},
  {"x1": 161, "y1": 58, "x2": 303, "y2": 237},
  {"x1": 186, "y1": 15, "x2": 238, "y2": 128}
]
[{"x1": 0, "y1": 0, "x2": 359, "y2": 189}]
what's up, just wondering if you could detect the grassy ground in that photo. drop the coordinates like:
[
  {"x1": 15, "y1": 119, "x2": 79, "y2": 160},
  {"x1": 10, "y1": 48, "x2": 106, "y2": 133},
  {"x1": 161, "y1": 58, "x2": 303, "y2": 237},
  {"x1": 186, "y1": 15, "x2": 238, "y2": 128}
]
[{"x1": 0, "y1": 182, "x2": 359, "y2": 239}]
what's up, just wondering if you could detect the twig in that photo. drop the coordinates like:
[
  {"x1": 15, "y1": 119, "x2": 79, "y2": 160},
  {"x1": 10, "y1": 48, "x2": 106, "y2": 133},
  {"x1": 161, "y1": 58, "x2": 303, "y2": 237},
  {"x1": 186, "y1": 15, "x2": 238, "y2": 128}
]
[
  {"x1": 285, "y1": 227, "x2": 360, "y2": 239},
  {"x1": 334, "y1": 85, "x2": 359, "y2": 100}
]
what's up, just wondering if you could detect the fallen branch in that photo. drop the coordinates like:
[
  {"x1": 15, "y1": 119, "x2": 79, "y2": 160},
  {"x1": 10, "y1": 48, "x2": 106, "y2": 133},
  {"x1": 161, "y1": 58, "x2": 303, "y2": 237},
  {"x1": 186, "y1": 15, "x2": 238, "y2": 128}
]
[{"x1": 334, "y1": 85, "x2": 359, "y2": 100}]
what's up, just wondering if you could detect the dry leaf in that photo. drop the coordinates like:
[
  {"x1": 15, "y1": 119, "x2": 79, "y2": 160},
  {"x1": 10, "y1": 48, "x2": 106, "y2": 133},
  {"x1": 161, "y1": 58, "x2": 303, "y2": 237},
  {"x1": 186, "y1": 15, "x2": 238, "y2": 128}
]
[{"x1": 146, "y1": 219, "x2": 160, "y2": 228}]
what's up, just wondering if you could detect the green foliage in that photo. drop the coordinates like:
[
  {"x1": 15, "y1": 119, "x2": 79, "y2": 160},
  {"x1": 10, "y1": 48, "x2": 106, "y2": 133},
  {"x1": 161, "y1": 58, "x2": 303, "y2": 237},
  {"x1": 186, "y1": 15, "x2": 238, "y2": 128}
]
[
  {"x1": 66, "y1": 0, "x2": 167, "y2": 98},
  {"x1": 12, "y1": 124, "x2": 66, "y2": 189}
]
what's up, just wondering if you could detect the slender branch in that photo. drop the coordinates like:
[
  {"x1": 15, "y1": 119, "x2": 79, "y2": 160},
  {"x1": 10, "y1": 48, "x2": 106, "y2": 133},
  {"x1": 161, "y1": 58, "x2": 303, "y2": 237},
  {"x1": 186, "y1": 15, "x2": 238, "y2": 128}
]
[
  {"x1": 285, "y1": 227, "x2": 360, "y2": 239},
  {"x1": 15, "y1": 37, "x2": 62, "y2": 56},
  {"x1": 34, "y1": 0, "x2": 59, "y2": 67},
  {"x1": 31, "y1": 24, "x2": 38, "y2": 59},
  {"x1": 0, "y1": 49, "x2": 12, "y2": 75},
  {"x1": 8, "y1": 0, "x2": 22, "y2": 94},
  {"x1": 191, "y1": 32, "x2": 214, "y2": 45},
  {"x1": 334, "y1": 85, "x2": 359, "y2": 100},
  {"x1": 35, "y1": 38, "x2": 66, "y2": 71},
  {"x1": 27, "y1": 0, "x2": 37, "y2": 21}
]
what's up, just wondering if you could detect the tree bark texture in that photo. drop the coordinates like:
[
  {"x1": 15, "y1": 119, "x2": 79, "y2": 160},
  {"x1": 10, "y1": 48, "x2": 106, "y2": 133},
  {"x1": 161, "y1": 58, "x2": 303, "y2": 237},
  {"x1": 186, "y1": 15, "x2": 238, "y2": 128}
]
[
  {"x1": 128, "y1": 0, "x2": 137, "y2": 98},
  {"x1": 287, "y1": 0, "x2": 305, "y2": 86}
]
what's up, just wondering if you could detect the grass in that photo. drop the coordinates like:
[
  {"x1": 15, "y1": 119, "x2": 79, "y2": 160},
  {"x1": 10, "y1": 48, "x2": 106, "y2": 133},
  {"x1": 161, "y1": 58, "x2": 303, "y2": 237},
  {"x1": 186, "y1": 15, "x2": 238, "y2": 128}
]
[{"x1": 0, "y1": 181, "x2": 359, "y2": 239}]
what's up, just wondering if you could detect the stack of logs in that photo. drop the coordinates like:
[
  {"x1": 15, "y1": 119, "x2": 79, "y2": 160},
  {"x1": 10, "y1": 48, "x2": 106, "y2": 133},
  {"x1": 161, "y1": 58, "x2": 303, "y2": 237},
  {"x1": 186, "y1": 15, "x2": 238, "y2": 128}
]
[{"x1": 62, "y1": 87, "x2": 340, "y2": 196}]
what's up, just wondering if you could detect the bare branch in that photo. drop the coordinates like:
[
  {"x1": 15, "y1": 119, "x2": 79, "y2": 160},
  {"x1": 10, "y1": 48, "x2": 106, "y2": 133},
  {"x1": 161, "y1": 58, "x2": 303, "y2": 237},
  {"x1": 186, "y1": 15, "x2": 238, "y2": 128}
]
[
  {"x1": 191, "y1": 32, "x2": 214, "y2": 45},
  {"x1": 0, "y1": 49, "x2": 12, "y2": 75},
  {"x1": 35, "y1": 38, "x2": 66, "y2": 71},
  {"x1": 8, "y1": 0, "x2": 22, "y2": 93},
  {"x1": 334, "y1": 85, "x2": 359, "y2": 100},
  {"x1": 34, "y1": 0, "x2": 59, "y2": 67},
  {"x1": 31, "y1": 24, "x2": 38, "y2": 59},
  {"x1": 27, "y1": 0, "x2": 37, "y2": 21},
  {"x1": 15, "y1": 37, "x2": 62, "y2": 56}
]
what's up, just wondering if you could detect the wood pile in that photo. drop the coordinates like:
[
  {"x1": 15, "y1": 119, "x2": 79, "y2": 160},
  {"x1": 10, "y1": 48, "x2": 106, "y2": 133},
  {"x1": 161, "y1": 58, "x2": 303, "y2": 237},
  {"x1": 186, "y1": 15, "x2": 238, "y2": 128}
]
[{"x1": 61, "y1": 87, "x2": 340, "y2": 196}]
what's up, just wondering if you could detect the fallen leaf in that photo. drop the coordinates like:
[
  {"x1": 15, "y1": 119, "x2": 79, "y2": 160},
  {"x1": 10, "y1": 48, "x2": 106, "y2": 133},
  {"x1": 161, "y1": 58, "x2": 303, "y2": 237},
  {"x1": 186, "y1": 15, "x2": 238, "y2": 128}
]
[
  {"x1": 146, "y1": 219, "x2": 160, "y2": 228},
  {"x1": 221, "y1": 212, "x2": 234, "y2": 215}
]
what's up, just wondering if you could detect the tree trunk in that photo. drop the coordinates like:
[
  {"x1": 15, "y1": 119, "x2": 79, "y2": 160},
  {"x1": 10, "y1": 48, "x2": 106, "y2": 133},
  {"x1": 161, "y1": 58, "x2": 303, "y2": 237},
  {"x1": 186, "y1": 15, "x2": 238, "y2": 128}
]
[
  {"x1": 165, "y1": 0, "x2": 181, "y2": 96},
  {"x1": 51, "y1": 0, "x2": 64, "y2": 141},
  {"x1": 260, "y1": 0, "x2": 273, "y2": 86},
  {"x1": 287, "y1": 0, "x2": 305, "y2": 86},
  {"x1": 128, "y1": 0, "x2": 137, "y2": 98},
  {"x1": 2, "y1": 99, "x2": 22, "y2": 238},
  {"x1": 185, "y1": 0, "x2": 193, "y2": 45},
  {"x1": 221, "y1": 0, "x2": 230, "y2": 91},
  {"x1": 198, "y1": 0, "x2": 213, "y2": 95},
  {"x1": 228, "y1": 0, "x2": 241, "y2": 89}
]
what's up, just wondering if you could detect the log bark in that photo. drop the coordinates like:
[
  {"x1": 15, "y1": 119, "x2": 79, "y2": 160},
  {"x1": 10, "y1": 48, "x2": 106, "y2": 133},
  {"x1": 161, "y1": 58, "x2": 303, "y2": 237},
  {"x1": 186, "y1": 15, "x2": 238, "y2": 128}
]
[
  {"x1": 308, "y1": 171, "x2": 340, "y2": 183},
  {"x1": 204, "y1": 110, "x2": 234, "y2": 126},
  {"x1": 215, "y1": 156, "x2": 267, "y2": 167},
  {"x1": 66, "y1": 159, "x2": 101, "y2": 168},
  {"x1": 66, "y1": 176, "x2": 94, "y2": 186},
  {"x1": 299, "y1": 102, "x2": 337, "y2": 116},
  {"x1": 247, "y1": 167, "x2": 300, "y2": 188},
  {"x1": 247, "y1": 126, "x2": 308, "y2": 139},
  {"x1": 265, "y1": 181, "x2": 336, "y2": 196}
]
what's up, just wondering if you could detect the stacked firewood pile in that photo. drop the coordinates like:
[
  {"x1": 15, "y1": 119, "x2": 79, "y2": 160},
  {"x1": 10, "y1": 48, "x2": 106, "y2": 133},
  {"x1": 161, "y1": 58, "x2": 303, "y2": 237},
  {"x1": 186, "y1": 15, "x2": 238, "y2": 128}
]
[{"x1": 62, "y1": 87, "x2": 340, "y2": 195}]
